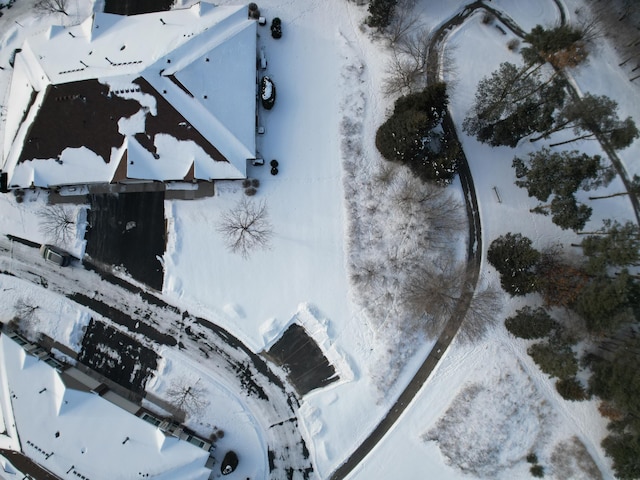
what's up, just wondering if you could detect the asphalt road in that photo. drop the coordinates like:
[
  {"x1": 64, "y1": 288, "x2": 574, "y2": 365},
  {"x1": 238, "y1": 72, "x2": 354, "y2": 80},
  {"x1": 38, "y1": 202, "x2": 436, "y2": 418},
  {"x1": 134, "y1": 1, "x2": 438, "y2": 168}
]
[{"x1": 0, "y1": 236, "x2": 313, "y2": 479}]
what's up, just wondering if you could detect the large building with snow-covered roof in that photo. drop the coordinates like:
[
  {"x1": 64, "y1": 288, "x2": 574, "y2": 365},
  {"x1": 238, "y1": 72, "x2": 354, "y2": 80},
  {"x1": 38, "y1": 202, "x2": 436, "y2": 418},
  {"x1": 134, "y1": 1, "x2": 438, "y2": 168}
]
[
  {"x1": 1, "y1": 2, "x2": 258, "y2": 191},
  {"x1": 0, "y1": 332, "x2": 213, "y2": 480}
]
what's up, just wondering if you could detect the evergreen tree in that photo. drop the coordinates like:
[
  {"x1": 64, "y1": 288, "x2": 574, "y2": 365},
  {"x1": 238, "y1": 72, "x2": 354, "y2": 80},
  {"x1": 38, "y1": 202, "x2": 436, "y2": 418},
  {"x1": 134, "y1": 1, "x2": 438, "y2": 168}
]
[
  {"x1": 528, "y1": 340, "x2": 578, "y2": 379},
  {"x1": 513, "y1": 148, "x2": 613, "y2": 202},
  {"x1": 366, "y1": 0, "x2": 397, "y2": 30},
  {"x1": 590, "y1": 333, "x2": 640, "y2": 479},
  {"x1": 504, "y1": 306, "x2": 557, "y2": 339},
  {"x1": 521, "y1": 24, "x2": 588, "y2": 69},
  {"x1": 580, "y1": 220, "x2": 640, "y2": 274},
  {"x1": 601, "y1": 433, "x2": 640, "y2": 480},
  {"x1": 589, "y1": 174, "x2": 640, "y2": 201},
  {"x1": 375, "y1": 83, "x2": 459, "y2": 184},
  {"x1": 531, "y1": 93, "x2": 639, "y2": 150},
  {"x1": 487, "y1": 233, "x2": 540, "y2": 295},
  {"x1": 531, "y1": 194, "x2": 592, "y2": 231},
  {"x1": 556, "y1": 377, "x2": 588, "y2": 401},
  {"x1": 573, "y1": 271, "x2": 638, "y2": 334},
  {"x1": 463, "y1": 62, "x2": 566, "y2": 147}
]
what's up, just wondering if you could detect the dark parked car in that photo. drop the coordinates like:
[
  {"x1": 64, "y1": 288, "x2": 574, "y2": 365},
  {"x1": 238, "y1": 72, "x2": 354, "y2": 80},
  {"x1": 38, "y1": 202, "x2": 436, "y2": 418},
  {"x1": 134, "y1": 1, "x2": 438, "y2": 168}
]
[
  {"x1": 40, "y1": 244, "x2": 72, "y2": 267},
  {"x1": 260, "y1": 76, "x2": 276, "y2": 110},
  {"x1": 221, "y1": 451, "x2": 238, "y2": 475},
  {"x1": 271, "y1": 17, "x2": 282, "y2": 39}
]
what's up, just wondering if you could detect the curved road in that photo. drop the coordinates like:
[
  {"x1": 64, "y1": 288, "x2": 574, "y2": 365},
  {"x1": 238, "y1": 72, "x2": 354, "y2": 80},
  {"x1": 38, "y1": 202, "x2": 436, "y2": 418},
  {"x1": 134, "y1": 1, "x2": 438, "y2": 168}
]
[
  {"x1": 330, "y1": 0, "x2": 572, "y2": 478},
  {"x1": 0, "y1": 236, "x2": 313, "y2": 479}
]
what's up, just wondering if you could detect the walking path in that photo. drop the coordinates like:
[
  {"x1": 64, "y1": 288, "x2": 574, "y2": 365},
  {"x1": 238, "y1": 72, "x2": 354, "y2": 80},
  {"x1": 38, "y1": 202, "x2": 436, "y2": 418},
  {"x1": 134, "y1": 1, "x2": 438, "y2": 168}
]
[{"x1": 330, "y1": 0, "x2": 571, "y2": 477}]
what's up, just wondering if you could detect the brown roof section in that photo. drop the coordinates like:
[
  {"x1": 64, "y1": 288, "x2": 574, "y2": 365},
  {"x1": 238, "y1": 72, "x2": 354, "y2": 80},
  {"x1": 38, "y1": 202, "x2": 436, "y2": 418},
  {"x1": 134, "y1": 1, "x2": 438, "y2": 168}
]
[
  {"x1": 0, "y1": 449, "x2": 61, "y2": 480},
  {"x1": 133, "y1": 77, "x2": 228, "y2": 163},
  {"x1": 19, "y1": 80, "x2": 140, "y2": 165},
  {"x1": 183, "y1": 161, "x2": 195, "y2": 181},
  {"x1": 111, "y1": 150, "x2": 129, "y2": 182}
]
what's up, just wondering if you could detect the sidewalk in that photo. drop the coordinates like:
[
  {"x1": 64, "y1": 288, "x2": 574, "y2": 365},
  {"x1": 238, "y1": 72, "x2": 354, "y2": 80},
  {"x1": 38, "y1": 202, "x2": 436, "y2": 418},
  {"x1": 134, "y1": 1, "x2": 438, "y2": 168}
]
[{"x1": 48, "y1": 181, "x2": 216, "y2": 204}]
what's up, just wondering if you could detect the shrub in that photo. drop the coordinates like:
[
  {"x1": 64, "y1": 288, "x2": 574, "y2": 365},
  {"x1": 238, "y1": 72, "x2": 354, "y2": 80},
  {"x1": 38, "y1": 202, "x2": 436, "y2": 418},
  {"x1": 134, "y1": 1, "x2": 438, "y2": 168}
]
[
  {"x1": 242, "y1": 179, "x2": 251, "y2": 188},
  {"x1": 526, "y1": 453, "x2": 538, "y2": 464},
  {"x1": 251, "y1": 178, "x2": 260, "y2": 188},
  {"x1": 505, "y1": 306, "x2": 557, "y2": 339},
  {"x1": 556, "y1": 377, "x2": 588, "y2": 401},
  {"x1": 528, "y1": 341, "x2": 578, "y2": 379},
  {"x1": 507, "y1": 38, "x2": 520, "y2": 51},
  {"x1": 244, "y1": 187, "x2": 257, "y2": 196},
  {"x1": 598, "y1": 401, "x2": 625, "y2": 422},
  {"x1": 530, "y1": 464, "x2": 545, "y2": 477},
  {"x1": 482, "y1": 13, "x2": 493, "y2": 24}
]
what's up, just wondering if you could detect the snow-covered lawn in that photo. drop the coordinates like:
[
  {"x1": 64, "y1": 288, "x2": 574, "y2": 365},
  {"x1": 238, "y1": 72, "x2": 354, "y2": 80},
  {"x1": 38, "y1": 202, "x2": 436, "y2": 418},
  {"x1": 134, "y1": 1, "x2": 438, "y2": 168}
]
[{"x1": 0, "y1": 0, "x2": 638, "y2": 478}]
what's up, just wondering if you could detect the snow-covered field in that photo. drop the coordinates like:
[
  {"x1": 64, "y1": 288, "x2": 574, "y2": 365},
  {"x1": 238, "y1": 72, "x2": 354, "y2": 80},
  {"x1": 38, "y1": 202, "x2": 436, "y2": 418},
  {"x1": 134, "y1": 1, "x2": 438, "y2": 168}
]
[{"x1": 0, "y1": 0, "x2": 637, "y2": 478}]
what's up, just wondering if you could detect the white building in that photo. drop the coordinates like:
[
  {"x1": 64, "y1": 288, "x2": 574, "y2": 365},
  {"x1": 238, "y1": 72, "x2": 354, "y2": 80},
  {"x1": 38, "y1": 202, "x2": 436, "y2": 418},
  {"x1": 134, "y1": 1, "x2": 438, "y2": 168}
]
[
  {"x1": 1, "y1": 3, "x2": 258, "y2": 191},
  {"x1": 0, "y1": 333, "x2": 213, "y2": 480}
]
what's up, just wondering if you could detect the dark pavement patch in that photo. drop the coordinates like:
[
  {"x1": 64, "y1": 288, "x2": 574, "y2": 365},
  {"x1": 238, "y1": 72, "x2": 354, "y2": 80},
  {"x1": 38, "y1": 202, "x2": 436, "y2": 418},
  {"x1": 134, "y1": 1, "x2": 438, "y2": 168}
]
[
  {"x1": 78, "y1": 319, "x2": 158, "y2": 395},
  {"x1": 104, "y1": 0, "x2": 173, "y2": 15},
  {"x1": 69, "y1": 292, "x2": 176, "y2": 346},
  {"x1": 264, "y1": 324, "x2": 338, "y2": 396},
  {"x1": 85, "y1": 192, "x2": 165, "y2": 290}
]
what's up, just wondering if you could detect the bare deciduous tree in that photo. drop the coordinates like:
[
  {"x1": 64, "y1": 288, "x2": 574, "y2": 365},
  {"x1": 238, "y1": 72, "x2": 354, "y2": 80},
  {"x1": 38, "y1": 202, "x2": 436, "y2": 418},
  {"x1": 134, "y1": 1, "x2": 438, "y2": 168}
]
[
  {"x1": 457, "y1": 284, "x2": 502, "y2": 343},
  {"x1": 217, "y1": 198, "x2": 272, "y2": 259},
  {"x1": 402, "y1": 261, "x2": 500, "y2": 342},
  {"x1": 15, "y1": 297, "x2": 39, "y2": 323},
  {"x1": 35, "y1": 0, "x2": 69, "y2": 16},
  {"x1": 386, "y1": 0, "x2": 421, "y2": 45},
  {"x1": 383, "y1": 25, "x2": 430, "y2": 95},
  {"x1": 37, "y1": 205, "x2": 76, "y2": 246},
  {"x1": 166, "y1": 379, "x2": 208, "y2": 416},
  {"x1": 402, "y1": 260, "x2": 469, "y2": 336}
]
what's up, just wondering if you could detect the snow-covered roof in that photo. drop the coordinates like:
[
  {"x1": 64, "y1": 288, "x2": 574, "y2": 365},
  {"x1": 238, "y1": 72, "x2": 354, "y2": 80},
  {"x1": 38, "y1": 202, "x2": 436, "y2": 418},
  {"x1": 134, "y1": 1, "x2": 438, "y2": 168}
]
[
  {"x1": 2, "y1": 2, "x2": 256, "y2": 188},
  {"x1": 0, "y1": 334, "x2": 211, "y2": 480}
]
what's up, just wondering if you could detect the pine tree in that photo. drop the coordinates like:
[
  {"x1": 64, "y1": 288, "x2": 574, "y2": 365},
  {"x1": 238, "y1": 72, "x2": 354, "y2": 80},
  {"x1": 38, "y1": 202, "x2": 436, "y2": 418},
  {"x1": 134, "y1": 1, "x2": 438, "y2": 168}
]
[
  {"x1": 463, "y1": 62, "x2": 566, "y2": 147},
  {"x1": 574, "y1": 271, "x2": 637, "y2": 334},
  {"x1": 521, "y1": 24, "x2": 588, "y2": 69},
  {"x1": 531, "y1": 93, "x2": 639, "y2": 150},
  {"x1": 366, "y1": 0, "x2": 397, "y2": 30},
  {"x1": 513, "y1": 148, "x2": 613, "y2": 201},
  {"x1": 531, "y1": 195, "x2": 592, "y2": 231},
  {"x1": 528, "y1": 340, "x2": 578, "y2": 379},
  {"x1": 375, "y1": 83, "x2": 459, "y2": 184},
  {"x1": 487, "y1": 233, "x2": 541, "y2": 296},
  {"x1": 589, "y1": 174, "x2": 640, "y2": 200},
  {"x1": 580, "y1": 220, "x2": 640, "y2": 274},
  {"x1": 590, "y1": 333, "x2": 640, "y2": 479},
  {"x1": 504, "y1": 306, "x2": 557, "y2": 339}
]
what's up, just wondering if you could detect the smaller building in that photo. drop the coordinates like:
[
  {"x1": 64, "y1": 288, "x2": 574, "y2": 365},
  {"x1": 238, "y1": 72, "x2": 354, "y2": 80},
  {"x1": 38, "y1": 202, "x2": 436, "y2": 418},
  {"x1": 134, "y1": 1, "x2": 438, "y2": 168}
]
[{"x1": 0, "y1": 332, "x2": 214, "y2": 480}]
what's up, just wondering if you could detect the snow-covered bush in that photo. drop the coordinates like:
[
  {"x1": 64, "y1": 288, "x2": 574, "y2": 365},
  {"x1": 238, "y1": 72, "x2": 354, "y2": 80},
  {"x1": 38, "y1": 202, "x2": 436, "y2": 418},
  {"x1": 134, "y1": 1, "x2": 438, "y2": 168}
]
[
  {"x1": 339, "y1": 53, "x2": 468, "y2": 395},
  {"x1": 424, "y1": 361, "x2": 554, "y2": 477}
]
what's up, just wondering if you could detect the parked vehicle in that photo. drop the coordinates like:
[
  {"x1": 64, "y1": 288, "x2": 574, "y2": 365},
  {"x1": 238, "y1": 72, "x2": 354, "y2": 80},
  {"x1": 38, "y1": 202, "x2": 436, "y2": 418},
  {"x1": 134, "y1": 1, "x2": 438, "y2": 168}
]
[
  {"x1": 271, "y1": 17, "x2": 282, "y2": 39},
  {"x1": 260, "y1": 76, "x2": 276, "y2": 110},
  {"x1": 221, "y1": 451, "x2": 238, "y2": 475},
  {"x1": 40, "y1": 244, "x2": 72, "y2": 267}
]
